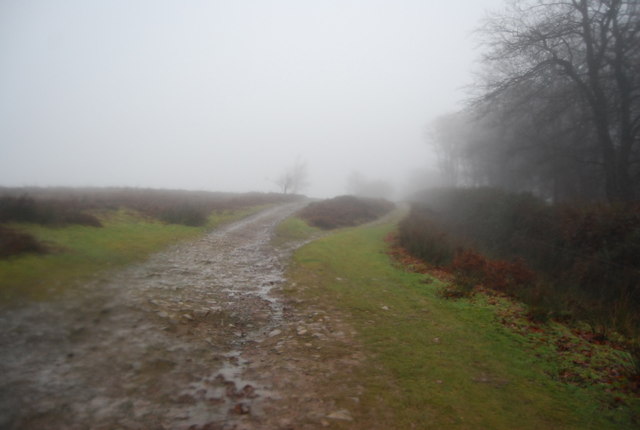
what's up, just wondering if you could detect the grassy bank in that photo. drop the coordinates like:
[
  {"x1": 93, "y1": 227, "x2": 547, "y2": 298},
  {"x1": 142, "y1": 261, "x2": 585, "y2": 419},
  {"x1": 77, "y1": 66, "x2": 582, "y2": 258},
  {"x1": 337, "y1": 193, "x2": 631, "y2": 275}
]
[
  {"x1": 0, "y1": 206, "x2": 265, "y2": 303},
  {"x1": 272, "y1": 215, "x2": 323, "y2": 248},
  {"x1": 282, "y1": 216, "x2": 638, "y2": 429}
]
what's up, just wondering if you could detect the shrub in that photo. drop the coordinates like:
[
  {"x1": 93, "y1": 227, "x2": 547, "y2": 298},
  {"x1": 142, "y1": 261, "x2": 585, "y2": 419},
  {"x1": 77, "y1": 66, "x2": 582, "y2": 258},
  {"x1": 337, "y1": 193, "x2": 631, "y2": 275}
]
[
  {"x1": 0, "y1": 196, "x2": 42, "y2": 223},
  {"x1": 448, "y1": 250, "x2": 486, "y2": 296},
  {"x1": 299, "y1": 195, "x2": 394, "y2": 229},
  {"x1": 400, "y1": 187, "x2": 640, "y2": 338},
  {"x1": 557, "y1": 204, "x2": 640, "y2": 304},
  {"x1": 408, "y1": 187, "x2": 555, "y2": 260},
  {"x1": 483, "y1": 257, "x2": 536, "y2": 294},
  {"x1": 0, "y1": 226, "x2": 48, "y2": 258},
  {"x1": 448, "y1": 249, "x2": 536, "y2": 297},
  {"x1": 397, "y1": 207, "x2": 457, "y2": 266},
  {"x1": 0, "y1": 195, "x2": 102, "y2": 227}
]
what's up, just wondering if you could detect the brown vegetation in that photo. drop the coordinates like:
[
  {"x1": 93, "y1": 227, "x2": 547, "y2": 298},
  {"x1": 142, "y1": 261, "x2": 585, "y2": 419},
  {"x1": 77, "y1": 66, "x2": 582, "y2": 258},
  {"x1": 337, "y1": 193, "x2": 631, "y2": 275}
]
[
  {"x1": 0, "y1": 195, "x2": 102, "y2": 227},
  {"x1": 298, "y1": 195, "x2": 394, "y2": 229},
  {"x1": 398, "y1": 187, "x2": 640, "y2": 357},
  {"x1": 0, "y1": 187, "x2": 300, "y2": 257},
  {"x1": 0, "y1": 226, "x2": 48, "y2": 258},
  {"x1": 388, "y1": 229, "x2": 640, "y2": 400}
]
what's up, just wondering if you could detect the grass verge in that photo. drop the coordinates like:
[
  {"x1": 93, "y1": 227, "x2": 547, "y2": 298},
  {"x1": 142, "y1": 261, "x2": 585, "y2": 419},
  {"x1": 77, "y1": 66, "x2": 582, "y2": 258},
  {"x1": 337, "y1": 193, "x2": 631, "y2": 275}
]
[
  {"x1": 272, "y1": 215, "x2": 323, "y2": 248},
  {"x1": 283, "y1": 218, "x2": 639, "y2": 429},
  {"x1": 0, "y1": 206, "x2": 267, "y2": 303}
]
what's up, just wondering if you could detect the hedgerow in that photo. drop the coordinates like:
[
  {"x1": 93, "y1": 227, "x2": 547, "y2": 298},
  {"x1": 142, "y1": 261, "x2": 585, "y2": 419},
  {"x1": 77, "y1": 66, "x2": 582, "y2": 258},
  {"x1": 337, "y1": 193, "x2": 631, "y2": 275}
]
[{"x1": 399, "y1": 187, "x2": 640, "y2": 342}]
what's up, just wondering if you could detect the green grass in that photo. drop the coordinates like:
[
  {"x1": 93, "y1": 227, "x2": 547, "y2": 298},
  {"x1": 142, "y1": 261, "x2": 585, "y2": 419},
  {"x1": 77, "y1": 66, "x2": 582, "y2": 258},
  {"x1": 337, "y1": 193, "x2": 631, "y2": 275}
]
[
  {"x1": 0, "y1": 206, "x2": 266, "y2": 303},
  {"x1": 272, "y1": 215, "x2": 322, "y2": 247},
  {"x1": 206, "y1": 205, "x2": 269, "y2": 229},
  {"x1": 283, "y1": 218, "x2": 639, "y2": 429}
]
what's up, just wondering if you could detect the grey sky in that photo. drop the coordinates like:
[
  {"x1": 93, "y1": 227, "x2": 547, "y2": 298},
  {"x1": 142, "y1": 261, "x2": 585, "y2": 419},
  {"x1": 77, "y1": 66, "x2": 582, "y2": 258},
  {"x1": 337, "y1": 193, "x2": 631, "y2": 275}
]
[{"x1": 0, "y1": 0, "x2": 504, "y2": 198}]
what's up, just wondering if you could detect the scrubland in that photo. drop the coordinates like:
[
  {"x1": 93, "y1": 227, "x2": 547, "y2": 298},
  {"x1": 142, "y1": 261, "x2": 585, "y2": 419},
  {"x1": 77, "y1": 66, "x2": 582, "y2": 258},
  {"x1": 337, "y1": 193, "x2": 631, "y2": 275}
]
[{"x1": 0, "y1": 187, "x2": 298, "y2": 302}]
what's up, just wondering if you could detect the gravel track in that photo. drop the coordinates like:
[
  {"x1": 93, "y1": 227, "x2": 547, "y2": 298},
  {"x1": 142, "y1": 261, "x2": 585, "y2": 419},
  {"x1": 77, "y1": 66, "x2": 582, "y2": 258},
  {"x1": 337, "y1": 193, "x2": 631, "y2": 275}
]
[{"x1": 0, "y1": 202, "x2": 346, "y2": 430}]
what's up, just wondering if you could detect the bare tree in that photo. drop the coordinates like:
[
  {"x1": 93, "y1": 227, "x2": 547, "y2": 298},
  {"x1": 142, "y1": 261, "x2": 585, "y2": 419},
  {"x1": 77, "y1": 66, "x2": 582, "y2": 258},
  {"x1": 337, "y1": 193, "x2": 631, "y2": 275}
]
[
  {"x1": 429, "y1": 113, "x2": 472, "y2": 187},
  {"x1": 477, "y1": 0, "x2": 640, "y2": 201},
  {"x1": 430, "y1": 88, "x2": 606, "y2": 202},
  {"x1": 275, "y1": 158, "x2": 309, "y2": 195}
]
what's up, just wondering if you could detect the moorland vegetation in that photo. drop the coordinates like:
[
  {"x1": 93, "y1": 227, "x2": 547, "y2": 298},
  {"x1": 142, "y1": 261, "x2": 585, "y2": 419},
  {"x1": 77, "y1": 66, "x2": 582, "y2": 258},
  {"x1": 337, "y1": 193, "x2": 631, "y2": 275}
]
[
  {"x1": 0, "y1": 187, "x2": 299, "y2": 301},
  {"x1": 398, "y1": 187, "x2": 640, "y2": 393},
  {"x1": 298, "y1": 195, "x2": 394, "y2": 229}
]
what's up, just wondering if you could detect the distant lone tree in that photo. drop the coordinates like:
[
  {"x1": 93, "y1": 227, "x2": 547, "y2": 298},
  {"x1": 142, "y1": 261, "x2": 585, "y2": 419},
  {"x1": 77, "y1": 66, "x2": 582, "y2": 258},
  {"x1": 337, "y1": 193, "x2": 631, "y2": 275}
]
[{"x1": 275, "y1": 158, "x2": 309, "y2": 194}]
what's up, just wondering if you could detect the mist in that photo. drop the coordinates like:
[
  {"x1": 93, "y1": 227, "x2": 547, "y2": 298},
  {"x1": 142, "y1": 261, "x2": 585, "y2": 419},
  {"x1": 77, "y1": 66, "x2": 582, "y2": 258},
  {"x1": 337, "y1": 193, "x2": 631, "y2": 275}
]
[{"x1": 0, "y1": 0, "x2": 503, "y2": 198}]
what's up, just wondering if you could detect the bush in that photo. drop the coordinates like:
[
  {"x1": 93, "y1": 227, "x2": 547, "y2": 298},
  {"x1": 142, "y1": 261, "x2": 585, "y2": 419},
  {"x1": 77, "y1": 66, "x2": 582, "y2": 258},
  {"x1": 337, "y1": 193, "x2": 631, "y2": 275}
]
[
  {"x1": 408, "y1": 187, "x2": 555, "y2": 259},
  {"x1": 397, "y1": 206, "x2": 458, "y2": 266},
  {"x1": 447, "y1": 249, "x2": 536, "y2": 298},
  {"x1": 0, "y1": 226, "x2": 48, "y2": 258},
  {"x1": 0, "y1": 195, "x2": 102, "y2": 227},
  {"x1": 0, "y1": 195, "x2": 41, "y2": 223},
  {"x1": 449, "y1": 249, "x2": 487, "y2": 293},
  {"x1": 299, "y1": 195, "x2": 394, "y2": 229},
  {"x1": 399, "y1": 187, "x2": 640, "y2": 338}
]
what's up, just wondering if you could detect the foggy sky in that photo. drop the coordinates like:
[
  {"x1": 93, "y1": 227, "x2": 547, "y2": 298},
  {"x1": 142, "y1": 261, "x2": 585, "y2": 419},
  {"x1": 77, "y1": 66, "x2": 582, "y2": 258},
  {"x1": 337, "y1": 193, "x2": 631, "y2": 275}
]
[{"x1": 0, "y1": 0, "x2": 504, "y2": 198}]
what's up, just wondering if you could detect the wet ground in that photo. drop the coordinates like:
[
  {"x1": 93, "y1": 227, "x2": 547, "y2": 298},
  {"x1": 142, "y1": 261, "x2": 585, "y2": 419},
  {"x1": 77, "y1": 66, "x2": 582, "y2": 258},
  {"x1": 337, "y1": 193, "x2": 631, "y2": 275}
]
[{"x1": 0, "y1": 203, "x2": 365, "y2": 430}]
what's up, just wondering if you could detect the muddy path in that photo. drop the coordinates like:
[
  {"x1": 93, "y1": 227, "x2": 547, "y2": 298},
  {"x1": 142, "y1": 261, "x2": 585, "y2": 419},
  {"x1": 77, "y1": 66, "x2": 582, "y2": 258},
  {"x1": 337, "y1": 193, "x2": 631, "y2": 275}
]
[{"x1": 0, "y1": 203, "x2": 365, "y2": 430}]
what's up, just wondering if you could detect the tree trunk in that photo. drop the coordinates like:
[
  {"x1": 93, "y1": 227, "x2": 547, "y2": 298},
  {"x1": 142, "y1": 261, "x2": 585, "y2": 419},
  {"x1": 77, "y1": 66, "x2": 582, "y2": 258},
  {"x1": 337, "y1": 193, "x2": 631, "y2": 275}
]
[
  {"x1": 576, "y1": 0, "x2": 632, "y2": 202},
  {"x1": 611, "y1": 1, "x2": 636, "y2": 201}
]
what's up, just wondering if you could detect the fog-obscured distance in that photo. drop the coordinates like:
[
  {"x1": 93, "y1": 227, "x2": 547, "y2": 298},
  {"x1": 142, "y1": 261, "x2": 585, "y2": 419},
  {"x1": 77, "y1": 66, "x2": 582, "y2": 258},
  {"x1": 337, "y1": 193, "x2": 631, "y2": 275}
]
[{"x1": 0, "y1": 0, "x2": 503, "y2": 198}]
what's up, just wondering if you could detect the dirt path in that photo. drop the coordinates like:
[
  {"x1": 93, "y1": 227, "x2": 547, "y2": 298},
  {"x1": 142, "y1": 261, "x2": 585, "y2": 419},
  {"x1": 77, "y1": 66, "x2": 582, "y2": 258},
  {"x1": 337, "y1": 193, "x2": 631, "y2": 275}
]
[{"x1": 0, "y1": 203, "x2": 364, "y2": 430}]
